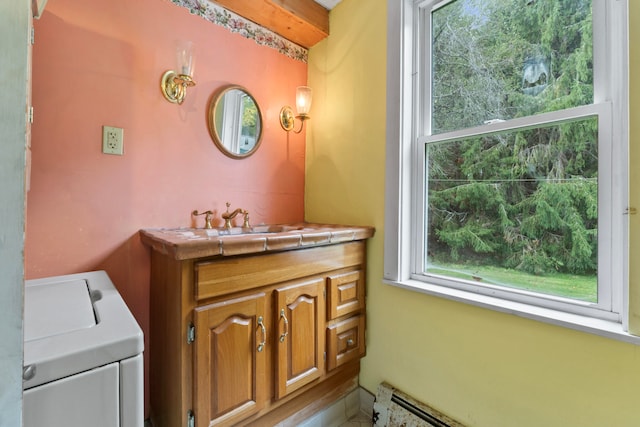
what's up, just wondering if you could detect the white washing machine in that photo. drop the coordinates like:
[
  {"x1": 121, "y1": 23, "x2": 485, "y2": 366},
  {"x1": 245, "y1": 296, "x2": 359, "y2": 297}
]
[{"x1": 23, "y1": 271, "x2": 144, "y2": 427}]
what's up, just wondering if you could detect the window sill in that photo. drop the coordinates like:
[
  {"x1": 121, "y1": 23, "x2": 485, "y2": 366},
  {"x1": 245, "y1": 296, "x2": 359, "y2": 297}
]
[{"x1": 384, "y1": 278, "x2": 640, "y2": 346}]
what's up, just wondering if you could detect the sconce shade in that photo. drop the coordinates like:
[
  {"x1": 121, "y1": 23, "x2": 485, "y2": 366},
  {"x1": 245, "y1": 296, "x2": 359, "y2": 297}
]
[
  {"x1": 296, "y1": 86, "x2": 312, "y2": 116},
  {"x1": 176, "y1": 41, "x2": 195, "y2": 76},
  {"x1": 280, "y1": 86, "x2": 312, "y2": 133}
]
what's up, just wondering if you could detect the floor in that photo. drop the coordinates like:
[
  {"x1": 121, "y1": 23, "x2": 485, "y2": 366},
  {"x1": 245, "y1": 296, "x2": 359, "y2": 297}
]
[
  {"x1": 145, "y1": 388, "x2": 375, "y2": 427},
  {"x1": 339, "y1": 411, "x2": 374, "y2": 427},
  {"x1": 288, "y1": 387, "x2": 375, "y2": 427}
]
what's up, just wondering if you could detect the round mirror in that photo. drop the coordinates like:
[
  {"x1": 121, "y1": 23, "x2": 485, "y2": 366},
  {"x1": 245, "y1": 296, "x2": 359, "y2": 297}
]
[{"x1": 208, "y1": 85, "x2": 263, "y2": 159}]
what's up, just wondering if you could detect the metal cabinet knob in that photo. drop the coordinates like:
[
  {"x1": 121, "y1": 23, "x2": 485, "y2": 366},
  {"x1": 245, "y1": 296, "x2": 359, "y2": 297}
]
[{"x1": 23, "y1": 364, "x2": 36, "y2": 381}]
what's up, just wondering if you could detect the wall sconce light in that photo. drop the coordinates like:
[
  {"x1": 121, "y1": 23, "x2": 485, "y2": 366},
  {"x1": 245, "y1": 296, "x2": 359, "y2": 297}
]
[
  {"x1": 160, "y1": 41, "x2": 196, "y2": 105},
  {"x1": 279, "y1": 86, "x2": 312, "y2": 133}
]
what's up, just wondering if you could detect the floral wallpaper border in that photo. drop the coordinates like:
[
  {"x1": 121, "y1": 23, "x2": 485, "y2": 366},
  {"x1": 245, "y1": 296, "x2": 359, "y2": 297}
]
[{"x1": 169, "y1": 0, "x2": 309, "y2": 63}]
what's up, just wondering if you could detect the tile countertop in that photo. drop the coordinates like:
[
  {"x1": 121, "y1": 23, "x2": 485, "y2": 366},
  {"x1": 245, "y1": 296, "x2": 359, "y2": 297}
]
[{"x1": 139, "y1": 223, "x2": 375, "y2": 260}]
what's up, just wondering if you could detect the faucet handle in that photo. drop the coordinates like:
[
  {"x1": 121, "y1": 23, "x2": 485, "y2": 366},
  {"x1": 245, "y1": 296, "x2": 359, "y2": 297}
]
[
  {"x1": 243, "y1": 211, "x2": 251, "y2": 228},
  {"x1": 192, "y1": 210, "x2": 214, "y2": 229}
]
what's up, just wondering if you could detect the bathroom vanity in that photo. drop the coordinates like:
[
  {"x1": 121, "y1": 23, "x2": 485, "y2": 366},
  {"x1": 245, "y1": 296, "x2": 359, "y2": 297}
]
[{"x1": 140, "y1": 223, "x2": 374, "y2": 427}]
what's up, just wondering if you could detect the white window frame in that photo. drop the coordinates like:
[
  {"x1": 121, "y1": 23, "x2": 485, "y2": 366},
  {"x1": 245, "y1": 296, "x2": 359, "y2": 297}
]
[{"x1": 384, "y1": 0, "x2": 636, "y2": 342}]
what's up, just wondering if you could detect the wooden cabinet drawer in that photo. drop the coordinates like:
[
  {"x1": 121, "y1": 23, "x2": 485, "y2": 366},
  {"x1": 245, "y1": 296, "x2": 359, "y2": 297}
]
[
  {"x1": 326, "y1": 270, "x2": 364, "y2": 320},
  {"x1": 194, "y1": 243, "x2": 366, "y2": 301},
  {"x1": 326, "y1": 315, "x2": 365, "y2": 371}
]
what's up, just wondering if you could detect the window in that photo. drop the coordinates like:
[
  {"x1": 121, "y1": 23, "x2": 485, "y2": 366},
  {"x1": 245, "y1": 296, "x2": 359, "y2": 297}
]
[{"x1": 385, "y1": 0, "x2": 629, "y2": 328}]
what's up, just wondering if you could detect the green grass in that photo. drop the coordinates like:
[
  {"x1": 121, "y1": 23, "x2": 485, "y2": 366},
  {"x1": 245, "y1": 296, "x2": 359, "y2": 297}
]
[{"x1": 427, "y1": 261, "x2": 597, "y2": 303}]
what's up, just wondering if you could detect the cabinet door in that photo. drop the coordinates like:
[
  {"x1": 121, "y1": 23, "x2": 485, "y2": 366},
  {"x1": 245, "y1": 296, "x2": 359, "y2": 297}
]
[
  {"x1": 274, "y1": 278, "x2": 325, "y2": 399},
  {"x1": 194, "y1": 292, "x2": 267, "y2": 427}
]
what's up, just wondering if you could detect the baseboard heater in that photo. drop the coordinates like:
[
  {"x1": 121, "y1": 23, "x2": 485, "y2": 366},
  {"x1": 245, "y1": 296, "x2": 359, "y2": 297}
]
[{"x1": 373, "y1": 382, "x2": 465, "y2": 427}]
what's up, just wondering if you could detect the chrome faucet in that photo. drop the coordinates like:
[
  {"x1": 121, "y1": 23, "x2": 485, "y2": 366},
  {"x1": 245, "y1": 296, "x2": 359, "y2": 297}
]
[{"x1": 222, "y1": 202, "x2": 250, "y2": 229}]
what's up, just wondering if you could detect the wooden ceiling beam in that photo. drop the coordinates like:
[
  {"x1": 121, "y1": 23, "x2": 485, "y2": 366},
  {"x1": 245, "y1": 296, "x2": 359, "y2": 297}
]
[{"x1": 212, "y1": 0, "x2": 330, "y2": 48}]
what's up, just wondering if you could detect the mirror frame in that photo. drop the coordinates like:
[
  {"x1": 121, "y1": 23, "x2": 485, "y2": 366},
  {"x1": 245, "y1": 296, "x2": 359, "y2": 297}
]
[{"x1": 207, "y1": 84, "x2": 263, "y2": 159}]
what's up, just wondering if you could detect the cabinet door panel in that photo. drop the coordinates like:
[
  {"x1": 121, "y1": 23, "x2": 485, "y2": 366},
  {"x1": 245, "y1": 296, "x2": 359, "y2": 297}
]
[
  {"x1": 289, "y1": 296, "x2": 317, "y2": 377},
  {"x1": 194, "y1": 292, "x2": 267, "y2": 427},
  {"x1": 275, "y1": 278, "x2": 325, "y2": 399}
]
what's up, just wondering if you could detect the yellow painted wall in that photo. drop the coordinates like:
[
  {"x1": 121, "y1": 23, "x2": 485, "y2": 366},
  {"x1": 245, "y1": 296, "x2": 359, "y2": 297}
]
[
  {"x1": 307, "y1": 1, "x2": 640, "y2": 426},
  {"x1": 628, "y1": 0, "x2": 640, "y2": 334}
]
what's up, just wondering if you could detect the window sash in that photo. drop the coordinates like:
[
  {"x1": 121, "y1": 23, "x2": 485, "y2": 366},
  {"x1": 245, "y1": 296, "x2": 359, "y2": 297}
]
[{"x1": 412, "y1": 104, "x2": 618, "y2": 319}]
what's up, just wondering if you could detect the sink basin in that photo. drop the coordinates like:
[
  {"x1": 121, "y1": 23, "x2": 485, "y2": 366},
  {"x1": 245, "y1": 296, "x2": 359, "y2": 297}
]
[
  {"x1": 214, "y1": 225, "x2": 308, "y2": 236},
  {"x1": 169, "y1": 225, "x2": 312, "y2": 239}
]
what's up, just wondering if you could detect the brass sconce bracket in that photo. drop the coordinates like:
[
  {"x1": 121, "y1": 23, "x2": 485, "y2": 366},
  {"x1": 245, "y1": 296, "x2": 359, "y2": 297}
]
[
  {"x1": 279, "y1": 106, "x2": 309, "y2": 134},
  {"x1": 161, "y1": 70, "x2": 196, "y2": 104}
]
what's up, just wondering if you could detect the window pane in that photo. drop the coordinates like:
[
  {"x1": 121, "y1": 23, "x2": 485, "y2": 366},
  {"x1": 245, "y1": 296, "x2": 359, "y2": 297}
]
[
  {"x1": 431, "y1": 0, "x2": 593, "y2": 134},
  {"x1": 425, "y1": 117, "x2": 598, "y2": 302}
]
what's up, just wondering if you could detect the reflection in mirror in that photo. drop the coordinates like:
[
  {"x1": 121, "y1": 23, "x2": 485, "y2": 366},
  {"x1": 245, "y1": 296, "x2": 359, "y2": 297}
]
[{"x1": 208, "y1": 85, "x2": 263, "y2": 158}]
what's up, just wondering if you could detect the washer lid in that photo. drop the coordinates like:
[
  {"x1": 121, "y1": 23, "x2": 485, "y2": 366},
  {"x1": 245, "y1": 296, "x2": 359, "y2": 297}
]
[
  {"x1": 23, "y1": 271, "x2": 143, "y2": 390},
  {"x1": 24, "y1": 279, "x2": 96, "y2": 342}
]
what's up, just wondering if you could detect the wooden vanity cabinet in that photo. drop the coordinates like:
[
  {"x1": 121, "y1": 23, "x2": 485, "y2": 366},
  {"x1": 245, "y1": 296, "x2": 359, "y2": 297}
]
[{"x1": 147, "y1": 240, "x2": 369, "y2": 427}]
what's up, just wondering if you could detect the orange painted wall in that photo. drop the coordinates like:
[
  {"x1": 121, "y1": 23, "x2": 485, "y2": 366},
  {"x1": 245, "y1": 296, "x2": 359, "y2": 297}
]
[{"x1": 27, "y1": 0, "x2": 307, "y2": 415}]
